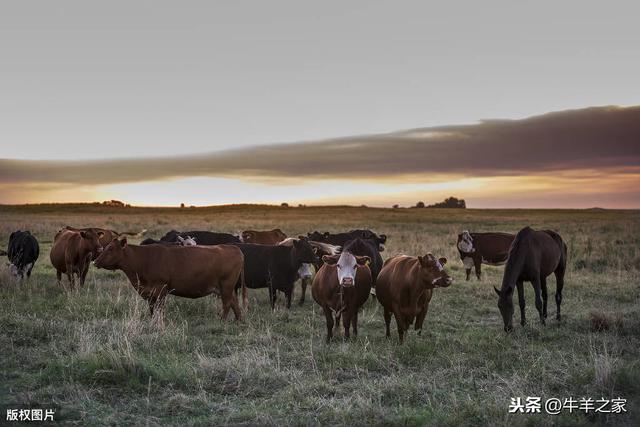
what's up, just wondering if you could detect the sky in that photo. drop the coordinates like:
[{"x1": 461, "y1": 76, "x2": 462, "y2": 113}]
[{"x1": 0, "y1": 1, "x2": 639, "y2": 207}]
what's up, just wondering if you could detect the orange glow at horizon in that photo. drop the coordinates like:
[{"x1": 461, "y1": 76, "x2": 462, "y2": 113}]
[{"x1": 1, "y1": 168, "x2": 639, "y2": 208}]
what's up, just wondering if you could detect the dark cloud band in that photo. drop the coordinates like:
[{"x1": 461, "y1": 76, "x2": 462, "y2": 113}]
[{"x1": 1, "y1": 106, "x2": 638, "y2": 185}]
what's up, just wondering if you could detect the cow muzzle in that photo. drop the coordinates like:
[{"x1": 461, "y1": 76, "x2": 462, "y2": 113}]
[{"x1": 341, "y1": 277, "x2": 354, "y2": 287}]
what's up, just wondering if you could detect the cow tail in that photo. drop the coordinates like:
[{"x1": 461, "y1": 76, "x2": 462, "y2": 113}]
[{"x1": 240, "y1": 266, "x2": 249, "y2": 312}]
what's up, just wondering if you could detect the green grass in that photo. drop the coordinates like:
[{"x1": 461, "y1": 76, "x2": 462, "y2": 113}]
[{"x1": 1, "y1": 205, "x2": 638, "y2": 426}]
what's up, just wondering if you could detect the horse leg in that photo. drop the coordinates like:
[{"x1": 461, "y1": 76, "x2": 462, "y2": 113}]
[
  {"x1": 516, "y1": 280, "x2": 526, "y2": 326},
  {"x1": 541, "y1": 276, "x2": 548, "y2": 319},
  {"x1": 555, "y1": 267, "x2": 565, "y2": 321},
  {"x1": 532, "y1": 276, "x2": 545, "y2": 326}
]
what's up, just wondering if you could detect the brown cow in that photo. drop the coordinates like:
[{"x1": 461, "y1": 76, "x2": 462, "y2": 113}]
[
  {"x1": 93, "y1": 238, "x2": 247, "y2": 321},
  {"x1": 50, "y1": 228, "x2": 104, "y2": 288},
  {"x1": 65, "y1": 226, "x2": 145, "y2": 247},
  {"x1": 375, "y1": 254, "x2": 453, "y2": 343},
  {"x1": 240, "y1": 229, "x2": 287, "y2": 245},
  {"x1": 311, "y1": 251, "x2": 372, "y2": 343},
  {"x1": 457, "y1": 231, "x2": 515, "y2": 280}
]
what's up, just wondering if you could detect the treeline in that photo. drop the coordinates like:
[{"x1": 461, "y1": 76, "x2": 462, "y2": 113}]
[{"x1": 393, "y1": 197, "x2": 467, "y2": 209}]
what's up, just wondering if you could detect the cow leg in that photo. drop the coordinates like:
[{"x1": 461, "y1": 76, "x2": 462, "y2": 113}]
[
  {"x1": 298, "y1": 278, "x2": 309, "y2": 305},
  {"x1": 79, "y1": 261, "x2": 90, "y2": 287},
  {"x1": 554, "y1": 267, "x2": 565, "y2": 321},
  {"x1": 285, "y1": 289, "x2": 292, "y2": 309},
  {"x1": 221, "y1": 280, "x2": 243, "y2": 321},
  {"x1": 516, "y1": 280, "x2": 526, "y2": 326},
  {"x1": 322, "y1": 306, "x2": 334, "y2": 343},
  {"x1": 532, "y1": 276, "x2": 545, "y2": 326},
  {"x1": 474, "y1": 260, "x2": 482, "y2": 280},
  {"x1": 393, "y1": 311, "x2": 407, "y2": 344},
  {"x1": 56, "y1": 270, "x2": 62, "y2": 286},
  {"x1": 342, "y1": 311, "x2": 352, "y2": 339},
  {"x1": 351, "y1": 311, "x2": 358, "y2": 337},
  {"x1": 65, "y1": 262, "x2": 75, "y2": 288},
  {"x1": 383, "y1": 308, "x2": 392, "y2": 338},
  {"x1": 415, "y1": 302, "x2": 430, "y2": 335},
  {"x1": 465, "y1": 268, "x2": 471, "y2": 281},
  {"x1": 541, "y1": 276, "x2": 548, "y2": 319},
  {"x1": 148, "y1": 288, "x2": 168, "y2": 324},
  {"x1": 269, "y1": 286, "x2": 277, "y2": 310}
]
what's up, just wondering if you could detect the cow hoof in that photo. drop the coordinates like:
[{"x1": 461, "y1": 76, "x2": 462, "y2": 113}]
[
  {"x1": 520, "y1": 320, "x2": 526, "y2": 327},
  {"x1": 556, "y1": 314, "x2": 562, "y2": 321}
]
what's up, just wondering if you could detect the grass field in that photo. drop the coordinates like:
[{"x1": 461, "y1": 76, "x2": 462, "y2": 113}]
[{"x1": 1, "y1": 204, "x2": 638, "y2": 426}]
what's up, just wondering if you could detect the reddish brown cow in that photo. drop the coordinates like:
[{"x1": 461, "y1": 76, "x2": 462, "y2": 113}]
[
  {"x1": 50, "y1": 228, "x2": 104, "y2": 288},
  {"x1": 93, "y1": 238, "x2": 247, "y2": 321},
  {"x1": 311, "y1": 251, "x2": 372, "y2": 343},
  {"x1": 240, "y1": 229, "x2": 287, "y2": 245},
  {"x1": 375, "y1": 254, "x2": 453, "y2": 343}
]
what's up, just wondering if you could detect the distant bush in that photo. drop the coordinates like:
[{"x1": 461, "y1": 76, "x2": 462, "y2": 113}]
[
  {"x1": 281, "y1": 203, "x2": 289, "y2": 207},
  {"x1": 415, "y1": 201, "x2": 425, "y2": 208}
]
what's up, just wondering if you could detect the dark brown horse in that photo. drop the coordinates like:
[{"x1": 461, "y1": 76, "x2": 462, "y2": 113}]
[{"x1": 495, "y1": 227, "x2": 567, "y2": 332}]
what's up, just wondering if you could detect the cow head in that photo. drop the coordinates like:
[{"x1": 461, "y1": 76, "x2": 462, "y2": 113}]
[
  {"x1": 418, "y1": 253, "x2": 452, "y2": 288},
  {"x1": 94, "y1": 238, "x2": 127, "y2": 270},
  {"x1": 494, "y1": 286, "x2": 514, "y2": 332},
  {"x1": 322, "y1": 251, "x2": 370, "y2": 287},
  {"x1": 292, "y1": 238, "x2": 319, "y2": 273},
  {"x1": 306, "y1": 231, "x2": 325, "y2": 242},
  {"x1": 457, "y1": 231, "x2": 474, "y2": 254},
  {"x1": 177, "y1": 235, "x2": 197, "y2": 246},
  {"x1": 80, "y1": 229, "x2": 104, "y2": 260}
]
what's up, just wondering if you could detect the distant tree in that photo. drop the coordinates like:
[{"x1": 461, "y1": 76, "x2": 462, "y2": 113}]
[
  {"x1": 415, "y1": 201, "x2": 425, "y2": 208},
  {"x1": 426, "y1": 197, "x2": 466, "y2": 209},
  {"x1": 392, "y1": 204, "x2": 399, "y2": 209},
  {"x1": 180, "y1": 203, "x2": 185, "y2": 208},
  {"x1": 102, "y1": 199, "x2": 125, "y2": 207},
  {"x1": 281, "y1": 202, "x2": 289, "y2": 207}
]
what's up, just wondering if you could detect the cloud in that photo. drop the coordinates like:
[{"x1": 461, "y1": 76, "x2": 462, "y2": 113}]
[{"x1": 1, "y1": 105, "x2": 639, "y2": 186}]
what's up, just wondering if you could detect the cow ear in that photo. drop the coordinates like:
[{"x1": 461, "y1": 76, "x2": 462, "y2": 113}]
[
  {"x1": 322, "y1": 255, "x2": 339, "y2": 265},
  {"x1": 418, "y1": 255, "x2": 426, "y2": 267},
  {"x1": 80, "y1": 231, "x2": 88, "y2": 238},
  {"x1": 120, "y1": 238, "x2": 128, "y2": 248},
  {"x1": 439, "y1": 257, "x2": 447, "y2": 266},
  {"x1": 356, "y1": 256, "x2": 371, "y2": 265},
  {"x1": 97, "y1": 231, "x2": 105, "y2": 237}
]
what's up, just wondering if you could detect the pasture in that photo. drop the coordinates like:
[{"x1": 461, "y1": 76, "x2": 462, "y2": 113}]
[{"x1": 1, "y1": 204, "x2": 638, "y2": 426}]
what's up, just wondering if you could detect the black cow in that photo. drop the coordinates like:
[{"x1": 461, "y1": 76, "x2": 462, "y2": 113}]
[
  {"x1": 343, "y1": 238, "x2": 383, "y2": 282},
  {"x1": 160, "y1": 230, "x2": 240, "y2": 245},
  {"x1": 233, "y1": 239, "x2": 318, "y2": 309},
  {"x1": 7, "y1": 231, "x2": 40, "y2": 279},
  {"x1": 307, "y1": 229, "x2": 387, "y2": 252}
]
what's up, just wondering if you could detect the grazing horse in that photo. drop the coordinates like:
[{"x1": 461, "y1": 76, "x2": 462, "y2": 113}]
[{"x1": 494, "y1": 226, "x2": 567, "y2": 332}]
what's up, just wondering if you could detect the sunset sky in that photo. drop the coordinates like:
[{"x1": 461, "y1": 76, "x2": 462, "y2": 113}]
[{"x1": 1, "y1": 1, "x2": 639, "y2": 208}]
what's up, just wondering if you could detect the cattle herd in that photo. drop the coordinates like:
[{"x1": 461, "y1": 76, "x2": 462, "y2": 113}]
[{"x1": 3, "y1": 224, "x2": 568, "y2": 342}]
